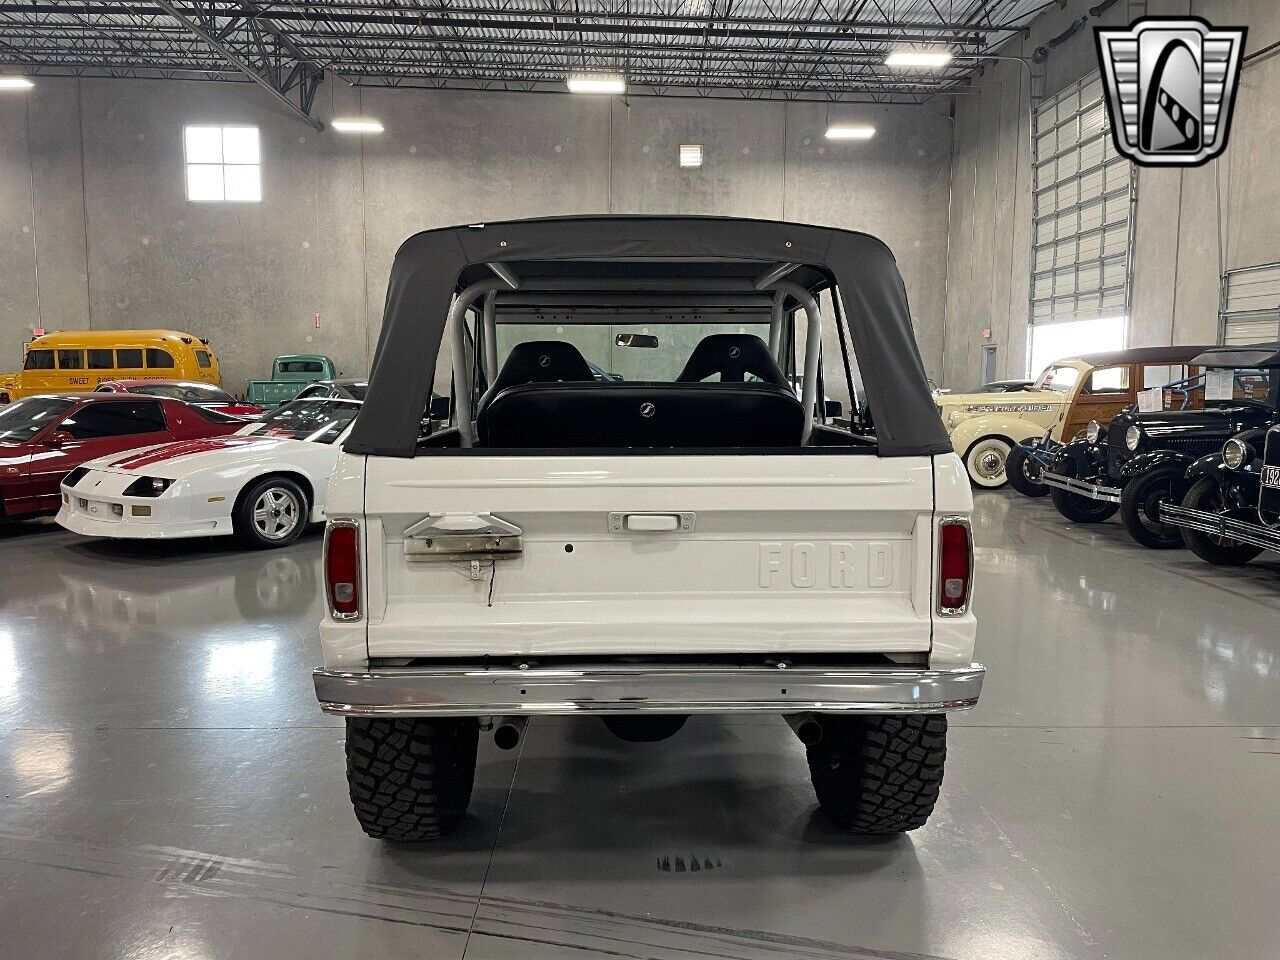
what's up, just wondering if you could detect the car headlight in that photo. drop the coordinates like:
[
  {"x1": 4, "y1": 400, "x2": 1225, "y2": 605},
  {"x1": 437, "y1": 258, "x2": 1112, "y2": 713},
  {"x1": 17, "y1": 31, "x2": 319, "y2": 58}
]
[
  {"x1": 948, "y1": 409, "x2": 965, "y2": 427},
  {"x1": 1223, "y1": 437, "x2": 1252, "y2": 470},
  {"x1": 1124, "y1": 425, "x2": 1141, "y2": 451},
  {"x1": 63, "y1": 467, "x2": 90, "y2": 488},
  {"x1": 123, "y1": 476, "x2": 174, "y2": 497},
  {"x1": 1086, "y1": 420, "x2": 1101, "y2": 444}
]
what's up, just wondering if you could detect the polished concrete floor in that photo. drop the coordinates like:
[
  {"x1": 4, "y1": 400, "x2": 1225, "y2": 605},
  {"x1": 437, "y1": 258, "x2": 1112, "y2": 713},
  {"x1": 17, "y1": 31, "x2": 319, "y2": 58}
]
[{"x1": 2, "y1": 493, "x2": 1279, "y2": 960}]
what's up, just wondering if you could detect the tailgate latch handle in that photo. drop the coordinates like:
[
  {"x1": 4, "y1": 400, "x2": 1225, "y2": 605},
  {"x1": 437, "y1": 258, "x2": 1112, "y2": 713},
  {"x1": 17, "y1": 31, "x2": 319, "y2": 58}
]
[{"x1": 609, "y1": 512, "x2": 695, "y2": 533}]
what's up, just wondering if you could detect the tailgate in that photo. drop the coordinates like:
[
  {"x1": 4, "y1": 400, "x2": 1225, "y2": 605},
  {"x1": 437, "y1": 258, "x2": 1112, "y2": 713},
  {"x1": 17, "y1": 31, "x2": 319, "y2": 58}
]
[{"x1": 361, "y1": 453, "x2": 936, "y2": 659}]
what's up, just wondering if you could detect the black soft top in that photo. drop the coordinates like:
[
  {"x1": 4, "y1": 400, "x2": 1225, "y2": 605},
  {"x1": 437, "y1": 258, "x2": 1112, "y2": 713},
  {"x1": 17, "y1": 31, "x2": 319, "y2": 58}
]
[
  {"x1": 1190, "y1": 342, "x2": 1280, "y2": 369},
  {"x1": 345, "y1": 215, "x2": 949, "y2": 457}
]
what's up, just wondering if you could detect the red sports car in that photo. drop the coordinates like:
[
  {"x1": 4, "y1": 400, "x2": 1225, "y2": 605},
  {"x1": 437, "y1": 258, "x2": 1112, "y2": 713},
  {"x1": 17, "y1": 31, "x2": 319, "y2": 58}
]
[
  {"x1": 0, "y1": 393, "x2": 241, "y2": 520},
  {"x1": 95, "y1": 380, "x2": 263, "y2": 418}
]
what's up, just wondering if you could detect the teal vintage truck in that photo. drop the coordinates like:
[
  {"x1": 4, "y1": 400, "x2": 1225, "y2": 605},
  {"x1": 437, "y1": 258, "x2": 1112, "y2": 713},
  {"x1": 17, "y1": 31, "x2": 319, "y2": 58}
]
[{"x1": 245, "y1": 355, "x2": 339, "y2": 408}]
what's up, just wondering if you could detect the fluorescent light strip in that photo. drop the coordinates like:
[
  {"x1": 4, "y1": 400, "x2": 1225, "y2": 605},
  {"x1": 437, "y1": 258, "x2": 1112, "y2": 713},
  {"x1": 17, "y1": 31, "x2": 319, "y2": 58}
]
[
  {"x1": 331, "y1": 118, "x2": 384, "y2": 134},
  {"x1": 0, "y1": 76, "x2": 34, "y2": 90},
  {"x1": 885, "y1": 50, "x2": 953, "y2": 68},
  {"x1": 566, "y1": 74, "x2": 626, "y2": 94},
  {"x1": 679, "y1": 144, "x2": 703, "y2": 168},
  {"x1": 825, "y1": 125, "x2": 876, "y2": 141}
]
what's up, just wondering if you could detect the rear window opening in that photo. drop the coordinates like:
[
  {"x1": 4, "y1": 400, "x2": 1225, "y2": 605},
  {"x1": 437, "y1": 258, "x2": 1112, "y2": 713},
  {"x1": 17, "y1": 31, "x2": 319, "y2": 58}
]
[{"x1": 418, "y1": 258, "x2": 876, "y2": 456}]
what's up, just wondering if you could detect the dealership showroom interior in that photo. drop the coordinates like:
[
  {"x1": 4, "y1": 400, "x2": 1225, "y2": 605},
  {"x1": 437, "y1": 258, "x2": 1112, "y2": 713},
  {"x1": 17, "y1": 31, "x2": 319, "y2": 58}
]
[{"x1": 4, "y1": 1, "x2": 1280, "y2": 958}]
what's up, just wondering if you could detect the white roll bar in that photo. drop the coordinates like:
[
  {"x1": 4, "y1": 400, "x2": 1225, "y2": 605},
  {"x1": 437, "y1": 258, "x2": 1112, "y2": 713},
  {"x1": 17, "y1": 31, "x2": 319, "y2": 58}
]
[
  {"x1": 451, "y1": 264, "x2": 519, "y2": 447},
  {"x1": 756, "y1": 275, "x2": 823, "y2": 443}
]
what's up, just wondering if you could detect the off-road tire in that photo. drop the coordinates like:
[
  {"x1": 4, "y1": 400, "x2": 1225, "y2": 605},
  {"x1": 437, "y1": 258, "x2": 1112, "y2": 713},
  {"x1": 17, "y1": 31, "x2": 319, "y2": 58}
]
[
  {"x1": 807, "y1": 714, "x2": 946, "y2": 835},
  {"x1": 345, "y1": 717, "x2": 479, "y2": 841},
  {"x1": 1049, "y1": 485, "x2": 1119, "y2": 523},
  {"x1": 1120, "y1": 468, "x2": 1185, "y2": 549},
  {"x1": 601, "y1": 715, "x2": 689, "y2": 743},
  {"x1": 1005, "y1": 444, "x2": 1049, "y2": 498},
  {"x1": 1179, "y1": 476, "x2": 1264, "y2": 567},
  {"x1": 233, "y1": 476, "x2": 309, "y2": 549}
]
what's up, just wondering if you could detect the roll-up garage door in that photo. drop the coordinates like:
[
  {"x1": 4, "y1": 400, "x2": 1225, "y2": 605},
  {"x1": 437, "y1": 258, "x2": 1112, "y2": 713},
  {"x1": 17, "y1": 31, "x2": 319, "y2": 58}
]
[
  {"x1": 1220, "y1": 263, "x2": 1280, "y2": 345},
  {"x1": 1030, "y1": 75, "x2": 1135, "y2": 326}
]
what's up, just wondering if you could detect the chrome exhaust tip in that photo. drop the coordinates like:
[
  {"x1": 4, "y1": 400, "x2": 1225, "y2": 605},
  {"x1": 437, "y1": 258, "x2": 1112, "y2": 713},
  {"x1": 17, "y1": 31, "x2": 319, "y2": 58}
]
[{"x1": 493, "y1": 715, "x2": 527, "y2": 750}]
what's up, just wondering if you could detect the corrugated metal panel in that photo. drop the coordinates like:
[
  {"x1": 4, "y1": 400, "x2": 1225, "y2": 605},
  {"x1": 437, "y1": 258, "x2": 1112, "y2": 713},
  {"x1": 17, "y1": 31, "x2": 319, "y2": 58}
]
[{"x1": 1221, "y1": 263, "x2": 1280, "y2": 344}]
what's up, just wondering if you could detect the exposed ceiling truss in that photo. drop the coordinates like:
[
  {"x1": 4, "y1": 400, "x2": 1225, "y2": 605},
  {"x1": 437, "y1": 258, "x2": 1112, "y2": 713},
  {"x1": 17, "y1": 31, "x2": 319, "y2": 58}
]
[{"x1": 0, "y1": 1, "x2": 1053, "y2": 119}]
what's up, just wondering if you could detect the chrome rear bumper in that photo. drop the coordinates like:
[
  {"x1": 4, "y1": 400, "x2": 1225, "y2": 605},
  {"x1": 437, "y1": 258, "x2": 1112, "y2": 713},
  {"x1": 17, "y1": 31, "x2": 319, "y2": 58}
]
[
  {"x1": 1041, "y1": 471, "x2": 1123, "y2": 503},
  {"x1": 1160, "y1": 503, "x2": 1280, "y2": 553},
  {"x1": 313, "y1": 662, "x2": 986, "y2": 717}
]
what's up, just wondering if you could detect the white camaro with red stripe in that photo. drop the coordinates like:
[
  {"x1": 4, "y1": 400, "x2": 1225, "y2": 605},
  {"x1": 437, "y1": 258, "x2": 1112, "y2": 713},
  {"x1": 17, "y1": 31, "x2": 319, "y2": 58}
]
[{"x1": 56, "y1": 398, "x2": 362, "y2": 548}]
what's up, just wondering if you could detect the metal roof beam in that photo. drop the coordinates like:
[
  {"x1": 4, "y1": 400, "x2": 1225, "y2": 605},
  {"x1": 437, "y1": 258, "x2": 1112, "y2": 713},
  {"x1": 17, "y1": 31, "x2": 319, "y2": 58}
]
[{"x1": 149, "y1": 0, "x2": 324, "y2": 128}]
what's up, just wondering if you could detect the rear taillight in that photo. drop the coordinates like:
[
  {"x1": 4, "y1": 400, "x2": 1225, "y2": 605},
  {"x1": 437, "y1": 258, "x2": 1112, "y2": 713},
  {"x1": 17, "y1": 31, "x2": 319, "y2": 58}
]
[
  {"x1": 325, "y1": 520, "x2": 361, "y2": 620},
  {"x1": 938, "y1": 516, "x2": 973, "y2": 616}
]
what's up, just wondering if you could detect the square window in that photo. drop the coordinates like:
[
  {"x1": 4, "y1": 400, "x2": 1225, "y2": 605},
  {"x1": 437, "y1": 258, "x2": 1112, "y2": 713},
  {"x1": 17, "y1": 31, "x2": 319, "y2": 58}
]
[{"x1": 184, "y1": 125, "x2": 261, "y2": 203}]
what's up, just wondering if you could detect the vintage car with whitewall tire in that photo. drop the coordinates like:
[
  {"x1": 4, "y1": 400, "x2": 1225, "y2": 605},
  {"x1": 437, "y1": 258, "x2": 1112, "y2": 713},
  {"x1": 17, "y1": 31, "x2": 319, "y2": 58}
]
[
  {"x1": 312, "y1": 216, "x2": 983, "y2": 842},
  {"x1": 1041, "y1": 344, "x2": 1280, "y2": 549},
  {"x1": 936, "y1": 361, "x2": 1077, "y2": 489},
  {"x1": 938, "y1": 346, "x2": 1208, "y2": 492},
  {"x1": 1161, "y1": 424, "x2": 1280, "y2": 566},
  {"x1": 56, "y1": 397, "x2": 363, "y2": 548},
  {"x1": 1004, "y1": 345, "x2": 1211, "y2": 499}
]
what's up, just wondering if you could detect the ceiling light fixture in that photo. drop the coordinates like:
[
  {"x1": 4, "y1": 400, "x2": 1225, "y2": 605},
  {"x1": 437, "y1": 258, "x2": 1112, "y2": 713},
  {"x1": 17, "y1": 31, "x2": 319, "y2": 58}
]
[
  {"x1": 566, "y1": 74, "x2": 626, "y2": 94},
  {"x1": 885, "y1": 50, "x2": 954, "y2": 68},
  {"x1": 0, "y1": 76, "x2": 34, "y2": 91},
  {"x1": 825, "y1": 125, "x2": 876, "y2": 141},
  {"x1": 679, "y1": 144, "x2": 703, "y2": 168},
  {"x1": 332, "y1": 118, "x2": 385, "y2": 134}
]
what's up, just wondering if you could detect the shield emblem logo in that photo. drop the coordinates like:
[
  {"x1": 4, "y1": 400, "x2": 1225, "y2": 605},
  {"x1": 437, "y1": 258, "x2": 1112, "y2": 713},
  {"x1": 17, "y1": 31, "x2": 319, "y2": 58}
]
[{"x1": 1095, "y1": 17, "x2": 1246, "y2": 167}]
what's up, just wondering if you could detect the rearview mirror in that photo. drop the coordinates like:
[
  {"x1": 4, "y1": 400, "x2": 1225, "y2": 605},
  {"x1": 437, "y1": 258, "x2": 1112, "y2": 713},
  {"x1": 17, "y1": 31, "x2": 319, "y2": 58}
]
[
  {"x1": 615, "y1": 333, "x2": 659, "y2": 349},
  {"x1": 824, "y1": 400, "x2": 844, "y2": 419},
  {"x1": 44, "y1": 430, "x2": 74, "y2": 449}
]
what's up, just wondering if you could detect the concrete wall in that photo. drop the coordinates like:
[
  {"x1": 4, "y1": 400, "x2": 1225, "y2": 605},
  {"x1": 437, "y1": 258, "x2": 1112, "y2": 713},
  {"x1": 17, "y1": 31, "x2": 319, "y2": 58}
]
[
  {"x1": 0, "y1": 78, "x2": 953, "y2": 396},
  {"x1": 944, "y1": 0, "x2": 1280, "y2": 389}
]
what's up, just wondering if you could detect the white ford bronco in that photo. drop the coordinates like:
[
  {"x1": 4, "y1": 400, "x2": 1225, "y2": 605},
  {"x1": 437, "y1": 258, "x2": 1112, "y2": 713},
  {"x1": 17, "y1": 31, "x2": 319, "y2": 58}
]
[{"x1": 314, "y1": 216, "x2": 983, "y2": 841}]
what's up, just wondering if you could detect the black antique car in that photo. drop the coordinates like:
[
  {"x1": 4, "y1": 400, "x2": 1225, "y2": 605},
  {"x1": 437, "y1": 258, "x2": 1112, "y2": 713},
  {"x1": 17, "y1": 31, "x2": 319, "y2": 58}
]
[
  {"x1": 1041, "y1": 343, "x2": 1280, "y2": 549},
  {"x1": 1161, "y1": 421, "x2": 1280, "y2": 565}
]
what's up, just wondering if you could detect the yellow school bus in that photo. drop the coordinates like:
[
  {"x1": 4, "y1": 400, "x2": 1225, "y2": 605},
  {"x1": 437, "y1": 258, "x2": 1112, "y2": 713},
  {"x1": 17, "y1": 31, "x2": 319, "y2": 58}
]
[{"x1": 1, "y1": 329, "x2": 222, "y2": 402}]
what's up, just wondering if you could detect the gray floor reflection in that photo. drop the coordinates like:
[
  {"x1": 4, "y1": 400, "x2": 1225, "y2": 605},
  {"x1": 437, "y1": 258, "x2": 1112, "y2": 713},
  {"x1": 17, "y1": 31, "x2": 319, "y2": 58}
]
[{"x1": 2, "y1": 498, "x2": 1279, "y2": 959}]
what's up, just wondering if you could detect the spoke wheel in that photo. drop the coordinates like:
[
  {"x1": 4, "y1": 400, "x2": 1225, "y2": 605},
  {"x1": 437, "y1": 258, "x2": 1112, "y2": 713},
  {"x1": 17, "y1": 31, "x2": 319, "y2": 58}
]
[
  {"x1": 1180, "y1": 476, "x2": 1263, "y2": 566},
  {"x1": 1119, "y1": 469, "x2": 1185, "y2": 549}
]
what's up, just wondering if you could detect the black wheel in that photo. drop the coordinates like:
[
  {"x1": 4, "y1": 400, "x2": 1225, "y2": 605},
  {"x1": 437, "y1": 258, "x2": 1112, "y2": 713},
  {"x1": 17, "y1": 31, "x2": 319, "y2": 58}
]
[
  {"x1": 345, "y1": 717, "x2": 479, "y2": 841},
  {"x1": 1049, "y1": 485, "x2": 1119, "y2": 523},
  {"x1": 1006, "y1": 444, "x2": 1049, "y2": 497},
  {"x1": 601, "y1": 715, "x2": 689, "y2": 743},
  {"x1": 1120, "y1": 468, "x2": 1185, "y2": 549},
  {"x1": 807, "y1": 714, "x2": 946, "y2": 835},
  {"x1": 233, "y1": 476, "x2": 308, "y2": 548},
  {"x1": 1179, "y1": 476, "x2": 1264, "y2": 567}
]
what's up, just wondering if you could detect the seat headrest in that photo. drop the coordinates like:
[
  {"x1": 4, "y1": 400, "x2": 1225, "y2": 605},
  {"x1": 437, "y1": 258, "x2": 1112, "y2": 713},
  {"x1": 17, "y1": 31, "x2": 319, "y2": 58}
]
[
  {"x1": 491, "y1": 340, "x2": 595, "y2": 393},
  {"x1": 676, "y1": 333, "x2": 788, "y2": 386}
]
